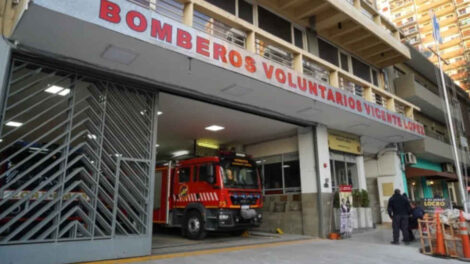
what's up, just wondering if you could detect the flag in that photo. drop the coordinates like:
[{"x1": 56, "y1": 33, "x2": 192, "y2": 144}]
[{"x1": 431, "y1": 12, "x2": 443, "y2": 44}]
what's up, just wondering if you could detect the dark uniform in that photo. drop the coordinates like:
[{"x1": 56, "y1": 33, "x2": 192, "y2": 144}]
[{"x1": 387, "y1": 192, "x2": 411, "y2": 243}]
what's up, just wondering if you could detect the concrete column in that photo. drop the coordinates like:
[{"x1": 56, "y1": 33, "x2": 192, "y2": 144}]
[
  {"x1": 183, "y1": 2, "x2": 194, "y2": 27},
  {"x1": 297, "y1": 126, "x2": 332, "y2": 237},
  {"x1": 293, "y1": 53, "x2": 303, "y2": 74},
  {"x1": 316, "y1": 125, "x2": 332, "y2": 193},
  {"x1": 386, "y1": 97, "x2": 396, "y2": 112},
  {"x1": 329, "y1": 71, "x2": 339, "y2": 88},
  {"x1": 0, "y1": 38, "x2": 11, "y2": 117},
  {"x1": 246, "y1": 31, "x2": 256, "y2": 53},
  {"x1": 356, "y1": 156, "x2": 366, "y2": 191},
  {"x1": 298, "y1": 127, "x2": 317, "y2": 194}
]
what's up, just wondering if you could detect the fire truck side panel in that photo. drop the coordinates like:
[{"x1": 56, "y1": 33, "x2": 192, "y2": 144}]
[{"x1": 153, "y1": 167, "x2": 169, "y2": 223}]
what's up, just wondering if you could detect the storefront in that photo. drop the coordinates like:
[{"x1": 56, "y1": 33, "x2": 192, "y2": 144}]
[{"x1": 405, "y1": 158, "x2": 455, "y2": 206}]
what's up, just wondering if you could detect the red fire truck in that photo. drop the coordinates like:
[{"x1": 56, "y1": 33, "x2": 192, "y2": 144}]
[{"x1": 153, "y1": 152, "x2": 263, "y2": 239}]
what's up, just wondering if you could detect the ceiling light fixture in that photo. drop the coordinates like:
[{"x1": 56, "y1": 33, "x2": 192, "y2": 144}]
[
  {"x1": 87, "y1": 134, "x2": 98, "y2": 140},
  {"x1": 6, "y1": 121, "x2": 23, "y2": 127},
  {"x1": 45, "y1": 85, "x2": 70, "y2": 96},
  {"x1": 172, "y1": 150, "x2": 190, "y2": 157},
  {"x1": 197, "y1": 141, "x2": 219, "y2": 149},
  {"x1": 205, "y1": 125, "x2": 225, "y2": 132}
]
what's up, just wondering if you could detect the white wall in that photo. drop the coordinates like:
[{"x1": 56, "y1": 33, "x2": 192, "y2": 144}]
[
  {"x1": 245, "y1": 136, "x2": 298, "y2": 158},
  {"x1": 315, "y1": 125, "x2": 332, "y2": 194},
  {"x1": 364, "y1": 150, "x2": 404, "y2": 223},
  {"x1": 298, "y1": 127, "x2": 317, "y2": 193}
]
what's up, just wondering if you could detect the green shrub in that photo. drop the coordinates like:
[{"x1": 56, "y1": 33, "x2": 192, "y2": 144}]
[
  {"x1": 333, "y1": 191, "x2": 340, "y2": 208},
  {"x1": 352, "y1": 189, "x2": 361, "y2": 208},
  {"x1": 360, "y1": 189, "x2": 370, "y2": 208}
]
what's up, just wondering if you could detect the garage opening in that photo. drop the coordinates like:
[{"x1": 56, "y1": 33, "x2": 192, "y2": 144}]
[
  {"x1": 152, "y1": 93, "x2": 303, "y2": 254},
  {"x1": 0, "y1": 57, "x2": 307, "y2": 260}
]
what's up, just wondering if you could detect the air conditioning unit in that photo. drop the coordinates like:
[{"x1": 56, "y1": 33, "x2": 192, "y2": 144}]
[
  {"x1": 442, "y1": 163, "x2": 455, "y2": 173},
  {"x1": 404, "y1": 152, "x2": 417, "y2": 165}
]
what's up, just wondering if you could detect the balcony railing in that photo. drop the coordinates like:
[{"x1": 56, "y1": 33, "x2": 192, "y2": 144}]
[
  {"x1": 339, "y1": 76, "x2": 364, "y2": 97},
  {"x1": 303, "y1": 59, "x2": 330, "y2": 84},
  {"x1": 125, "y1": 0, "x2": 420, "y2": 121},
  {"x1": 193, "y1": 11, "x2": 246, "y2": 48},
  {"x1": 425, "y1": 128, "x2": 450, "y2": 144},
  {"x1": 256, "y1": 39, "x2": 293, "y2": 68}
]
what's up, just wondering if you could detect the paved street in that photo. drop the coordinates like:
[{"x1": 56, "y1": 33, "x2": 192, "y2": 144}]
[{"x1": 89, "y1": 227, "x2": 461, "y2": 264}]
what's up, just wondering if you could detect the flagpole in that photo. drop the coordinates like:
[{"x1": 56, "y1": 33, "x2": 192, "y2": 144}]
[{"x1": 432, "y1": 12, "x2": 468, "y2": 213}]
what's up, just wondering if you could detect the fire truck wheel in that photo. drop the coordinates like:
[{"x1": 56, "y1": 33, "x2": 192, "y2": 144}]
[{"x1": 185, "y1": 210, "x2": 207, "y2": 240}]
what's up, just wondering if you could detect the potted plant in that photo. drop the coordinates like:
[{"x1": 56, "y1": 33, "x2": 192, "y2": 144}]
[
  {"x1": 361, "y1": 189, "x2": 373, "y2": 228},
  {"x1": 352, "y1": 189, "x2": 361, "y2": 229},
  {"x1": 332, "y1": 191, "x2": 341, "y2": 231}
]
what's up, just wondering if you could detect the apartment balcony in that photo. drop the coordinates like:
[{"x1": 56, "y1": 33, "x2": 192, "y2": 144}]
[
  {"x1": 256, "y1": 0, "x2": 411, "y2": 67},
  {"x1": 443, "y1": 60, "x2": 466, "y2": 71},
  {"x1": 422, "y1": 28, "x2": 460, "y2": 43},
  {"x1": 451, "y1": 71, "x2": 468, "y2": 80},
  {"x1": 417, "y1": 0, "x2": 452, "y2": 13},
  {"x1": 440, "y1": 37, "x2": 462, "y2": 49},
  {"x1": 421, "y1": 16, "x2": 458, "y2": 32},
  {"x1": 390, "y1": 0, "x2": 414, "y2": 12},
  {"x1": 394, "y1": 74, "x2": 446, "y2": 123},
  {"x1": 455, "y1": 0, "x2": 470, "y2": 7},
  {"x1": 404, "y1": 135, "x2": 455, "y2": 163},
  {"x1": 435, "y1": 5, "x2": 456, "y2": 17},
  {"x1": 442, "y1": 47, "x2": 465, "y2": 59}
]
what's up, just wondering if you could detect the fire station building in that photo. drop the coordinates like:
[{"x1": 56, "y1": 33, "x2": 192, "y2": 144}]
[{"x1": 0, "y1": 0, "x2": 447, "y2": 263}]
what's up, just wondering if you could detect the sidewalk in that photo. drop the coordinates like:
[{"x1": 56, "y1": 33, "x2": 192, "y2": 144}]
[{"x1": 84, "y1": 225, "x2": 463, "y2": 264}]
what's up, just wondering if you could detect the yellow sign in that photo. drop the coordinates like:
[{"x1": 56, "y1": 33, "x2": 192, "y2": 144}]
[
  {"x1": 328, "y1": 130, "x2": 362, "y2": 155},
  {"x1": 382, "y1": 183, "x2": 394, "y2": 196}
]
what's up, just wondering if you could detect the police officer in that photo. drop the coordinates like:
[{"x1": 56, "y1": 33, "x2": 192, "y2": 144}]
[{"x1": 387, "y1": 189, "x2": 411, "y2": 245}]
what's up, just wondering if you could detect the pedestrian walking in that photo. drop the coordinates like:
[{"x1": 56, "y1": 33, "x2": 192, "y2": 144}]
[
  {"x1": 387, "y1": 189, "x2": 411, "y2": 245},
  {"x1": 408, "y1": 201, "x2": 425, "y2": 241}
]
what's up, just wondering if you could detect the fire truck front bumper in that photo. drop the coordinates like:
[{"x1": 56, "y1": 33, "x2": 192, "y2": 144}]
[{"x1": 216, "y1": 208, "x2": 262, "y2": 229}]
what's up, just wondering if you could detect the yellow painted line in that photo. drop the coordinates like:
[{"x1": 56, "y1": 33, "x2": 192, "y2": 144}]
[{"x1": 82, "y1": 238, "x2": 317, "y2": 264}]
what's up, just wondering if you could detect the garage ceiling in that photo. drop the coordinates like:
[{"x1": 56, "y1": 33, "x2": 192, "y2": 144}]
[{"x1": 157, "y1": 93, "x2": 299, "y2": 160}]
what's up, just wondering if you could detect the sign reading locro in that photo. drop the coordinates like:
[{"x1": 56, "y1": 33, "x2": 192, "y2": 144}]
[{"x1": 34, "y1": 0, "x2": 425, "y2": 136}]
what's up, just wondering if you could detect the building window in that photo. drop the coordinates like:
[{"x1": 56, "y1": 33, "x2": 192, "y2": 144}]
[
  {"x1": 330, "y1": 152, "x2": 359, "y2": 191},
  {"x1": 206, "y1": 0, "x2": 236, "y2": 14},
  {"x1": 371, "y1": 69, "x2": 379, "y2": 86},
  {"x1": 258, "y1": 6, "x2": 292, "y2": 42},
  {"x1": 198, "y1": 164, "x2": 213, "y2": 182},
  {"x1": 238, "y1": 0, "x2": 253, "y2": 23},
  {"x1": 318, "y1": 38, "x2": 339, "y2": 66},
  {"x1": 340, "y1": 52, "x2": 349, "y2": 72},
  {"x1": 178, "y1": 167, "x2": 191, "y2": 183},
  {"x1": 257, "y1": 152, "x2": 301, "y2": 195},
  {"x1": 294, "y1": 27, "x2": 304, "y2": 49},
  {"x1": 352, "y1": 57, "x2": 371, "y2": 83}
]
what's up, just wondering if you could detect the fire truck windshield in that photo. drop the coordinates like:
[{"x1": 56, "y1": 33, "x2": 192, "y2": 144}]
[{"x1": 220, "y1": 159, "x2": 258, "y2": 189}]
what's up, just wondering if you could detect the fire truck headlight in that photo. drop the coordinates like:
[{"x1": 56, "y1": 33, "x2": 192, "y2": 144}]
[{"x1": 219, "y1": 214, "x2": 230, "y2": 220}]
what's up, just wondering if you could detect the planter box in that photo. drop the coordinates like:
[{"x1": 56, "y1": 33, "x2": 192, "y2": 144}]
[
  {"x1": 358, "y1": 208, "x2": 367, "y2": 228},
  {"x1": 365, "y1": 207, "x2": 373, "y2": 228},
  {"x1": 351, "y1": 209, "x2": 359, "y2": 229}
]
